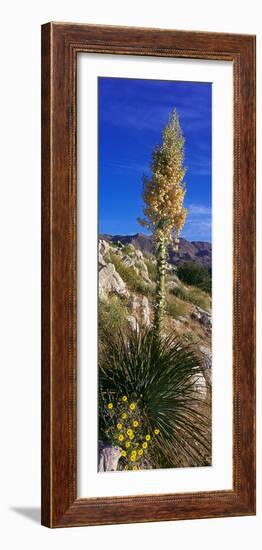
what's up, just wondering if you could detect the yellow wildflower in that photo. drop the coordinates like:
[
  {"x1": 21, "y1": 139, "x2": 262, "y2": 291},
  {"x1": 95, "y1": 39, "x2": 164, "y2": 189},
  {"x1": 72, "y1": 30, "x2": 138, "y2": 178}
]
[
  {"x1": 132, "y1": 466, "x2": 138, "y2": 470},
  {"x1": 138, "y1": 449, "x2": 143, "y2": 456},
  {"x1": 125, "y1": 441, "x2": 131, "y2": 449},
  {"x1": 107, "y1": 403, "x2": 113, "y2": 409},
  {"x1": 117, "y1": 423, "x2": 122, "y2": 430},
  {"x1": 121, "y1": 450, "x2": 126, "y2": 457},
  {"x1": 154, "y1": 429, "x2": 160, "y2": 435},
  {"x1": 142, "y1": 442, "x2": 148, "y2": 449},
  {"x1": 124, "y1": 465, "x2": 128, "y2": 470},
  {"x1": 130, "y1": 402, "x2": 136, "y2": 411},
  {"x1": 145, "y1": 434, "x2": 151, "y2": 441},
  {"x1": 129, "y1": 433, "x2": 134, "y2": 440},
  {"x1": 133, "y1": 420, "x2": 139, "y2": 428},
  {"x1": 122, "y1": 413, "x2": 127, "y2": 420},
  {"x1": 118, "y1": 434, "x2": 124, "y2": 442},
  {"x1": 127, "y1": 428, "x2": 133, "y2": 436},
  {"x1": 135, "y1": 442, "x2": 139, "y2": 448},
  {"x1": 130, "y1": 455, "x2": 136, "y2": 462},
  {"x1": 131, "y1": 450, "x2": 137, "y2": 457},
  {"x1": 122, "y1": 396, "x2": 128, "y2": 402}
]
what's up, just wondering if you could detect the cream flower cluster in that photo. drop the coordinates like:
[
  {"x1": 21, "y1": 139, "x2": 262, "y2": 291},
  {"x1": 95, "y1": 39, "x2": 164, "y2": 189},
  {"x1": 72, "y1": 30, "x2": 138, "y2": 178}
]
[{"x1": 138, "y1": 109, "x2": 187, "y2": 248}]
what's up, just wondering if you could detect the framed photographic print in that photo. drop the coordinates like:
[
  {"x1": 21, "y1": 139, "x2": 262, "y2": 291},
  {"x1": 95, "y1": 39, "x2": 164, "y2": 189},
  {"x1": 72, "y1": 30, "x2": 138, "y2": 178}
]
[{"x1": 41, "y1": 22, "x2": 256, "y2": 527}]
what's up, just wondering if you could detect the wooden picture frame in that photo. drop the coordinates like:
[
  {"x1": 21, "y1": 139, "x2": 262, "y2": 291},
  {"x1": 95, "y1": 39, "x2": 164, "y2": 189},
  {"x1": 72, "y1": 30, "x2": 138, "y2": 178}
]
[{"x1": 41, "y1": 22, "x2": 256, "y2": 527}]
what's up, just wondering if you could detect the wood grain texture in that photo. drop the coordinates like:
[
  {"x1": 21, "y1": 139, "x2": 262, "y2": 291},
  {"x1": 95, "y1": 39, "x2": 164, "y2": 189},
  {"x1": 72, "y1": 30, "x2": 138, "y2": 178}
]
[{"x1": 41, "y1": 22, "x2": 256, "y2": 527}]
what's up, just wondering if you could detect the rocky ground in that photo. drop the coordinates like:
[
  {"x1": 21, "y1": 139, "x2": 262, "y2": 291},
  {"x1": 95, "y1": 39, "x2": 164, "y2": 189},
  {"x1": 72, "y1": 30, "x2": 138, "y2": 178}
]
[{"x1": 98, "y1": 238, "x2": 212, "y2": 387}]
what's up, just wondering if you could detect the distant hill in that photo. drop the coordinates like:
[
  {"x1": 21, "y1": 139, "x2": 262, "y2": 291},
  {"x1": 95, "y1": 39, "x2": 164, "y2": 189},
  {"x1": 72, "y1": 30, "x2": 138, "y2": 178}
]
[{"x1": 99, "y1": 233, "x2": 212, "y2": 270}]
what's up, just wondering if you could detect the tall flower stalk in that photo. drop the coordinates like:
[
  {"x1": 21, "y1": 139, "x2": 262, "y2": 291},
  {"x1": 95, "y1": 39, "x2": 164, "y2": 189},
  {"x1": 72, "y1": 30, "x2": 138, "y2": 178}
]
[{"x1": 138, "y1": 109, "x2": 187, "y2": 337}]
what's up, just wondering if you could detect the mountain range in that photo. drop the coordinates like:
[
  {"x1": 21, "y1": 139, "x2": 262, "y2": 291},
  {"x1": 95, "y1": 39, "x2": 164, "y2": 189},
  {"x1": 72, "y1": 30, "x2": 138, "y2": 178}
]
[{"x1": 100, "y1": 233, "x2": 212, "y2": 270}]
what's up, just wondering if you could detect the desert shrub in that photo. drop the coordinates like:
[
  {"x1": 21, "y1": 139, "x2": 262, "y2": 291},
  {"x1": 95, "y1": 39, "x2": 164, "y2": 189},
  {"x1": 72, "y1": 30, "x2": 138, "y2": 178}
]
[
  {"x1": 99, "y1": 296, "x2": 128, "y2": 335},
  {"x1": 110, "y1": 241, "x2": 121, "y2": 249},
  {"x1": 99, "y1": 329, "x2": 211, "y2": 469},
  {"x1": 177, "y1": 262, "x2": 212, "y2": 294},
  {"x1": 187, "y1": 287, "x2": 211, "y2": 311},
  {"x1": 165, "y1": 294, "x2": 188, "y2": 319},
  {"x1": 109, "y1": 251, "x2": 153, "y2": 296},
  {"x1": 171, "y1": 285, "x2": 188, "y2": 301},
  {"x1": 172, "y1": 285, "x2": 211, "y2": 311},
  {"x1": 122, "y1": 244, "x2": 135, "y2": 255}
]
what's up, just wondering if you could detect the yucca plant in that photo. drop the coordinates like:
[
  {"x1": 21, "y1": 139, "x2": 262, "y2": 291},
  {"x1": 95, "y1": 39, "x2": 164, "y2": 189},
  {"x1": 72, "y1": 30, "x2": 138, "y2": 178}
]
[
  {"x1": 99, "y1": 329, "x2": 211, "y2": 469},
  {"x1": 138, "y1": 109, "x2": 188, "y2": 338}
]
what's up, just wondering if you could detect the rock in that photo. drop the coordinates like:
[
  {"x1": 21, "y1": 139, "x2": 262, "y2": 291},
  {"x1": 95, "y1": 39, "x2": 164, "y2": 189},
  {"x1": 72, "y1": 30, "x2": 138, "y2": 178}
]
[
  {"x1": 203, "y1": 368, "x2": 212, "y2": 386},
  {"x1": 140, "y1": 269, "x2": 151, "y2": 284},
  {"x1": 135, "y1": 249, "x2": 143, "y2": 260},
  {"x1": 127, "y1": 315, "x2": 139, "y2": 332},
  {"x1": 128, "y1": 295, "x2": 151, "y2": 329},
  {"x1": 191, "y1": 306, "x2": 212, "y2": 328},
  {"x1": 121, "y1": 255, "x2": 135, "y2": 268},
  {"x1": 141, "y1": 296, "x2": 151, "y2": 326},
  {"x1": 98, "y1": 239, "x2": 110, "y2": 267},
  {"x1": 166, "y1": 278, "x2": 180, "y2": 290},
  {"x1": 167, "y1": 263, "x2": 178, "y2": 275},
  {"x1": 199, "y1": 345, "x2": 212, "y2": 369},
  {"x1": 111, "y1": 246, "x2": 123, "y2": 256},
  {"x1": 177, "y1": 316, "x2": 188, "y2": 324},
  {"x1": 137, "y1": 260, "x2": 151, "y2": 283},
  {"x1": 199, "y1": 345, "x2": 212, "y2": 385},
  {"x1": 98, "y1": 443, "x2": 121, "y2": 472},
  {"x1": 121, "y1": 253, "x2": 151, "y2": 284},
  {"x1": 172, "y1": 319, "x2": 181, "y2": 329},
  {"x1": 99, "y1": 262, "x2": 129, "y2": 300},
  {"x1": 191, "y1": 371, "x2": 208, "y2": 400}
]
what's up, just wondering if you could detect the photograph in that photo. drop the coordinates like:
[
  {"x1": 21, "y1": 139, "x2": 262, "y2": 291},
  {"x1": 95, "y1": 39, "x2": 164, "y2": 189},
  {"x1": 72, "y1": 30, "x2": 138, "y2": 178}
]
[{"x1": 98, "y1": 77, "x2": 212, "y2": 472}]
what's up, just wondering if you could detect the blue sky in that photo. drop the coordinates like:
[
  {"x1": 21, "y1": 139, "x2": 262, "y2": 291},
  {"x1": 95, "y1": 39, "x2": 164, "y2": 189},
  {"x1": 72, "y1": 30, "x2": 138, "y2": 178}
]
[{"x1": 98, "y1": 77, "x2": 212, "y2": 242}]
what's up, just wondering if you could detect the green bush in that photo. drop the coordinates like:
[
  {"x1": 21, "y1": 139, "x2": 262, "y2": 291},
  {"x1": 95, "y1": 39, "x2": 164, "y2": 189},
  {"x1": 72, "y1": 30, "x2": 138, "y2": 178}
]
[
  {"x1": 171, "y1": 285, "x2": 188, "y2": 301},
  {"x1": 172, "y1": 285, "x2": 211, "y2": 311},
  {"x1": 165, "y1": 294, "x2": 188, "y2": 319},
  {"x1": 99, "y1": 329, "x2": 211, "y2": 469},
  {"x1": 122, "y1": 244, "x2": 135, "y2": 255},
  {"x1": 187, "y1": 287, "x2": 211, "y2": 311},
  {"x1": 110, "y1": 241, "x2": 121, "y2": 249},
  {"x1": 99, "y1": 296, "x2": 128, "y2": 335},
  {"x1": 109, "y1": 251, "x2": 153, "y2": 296},
  {"x1": 177, "y1": 262, "x2": 212, "y2": 294}
]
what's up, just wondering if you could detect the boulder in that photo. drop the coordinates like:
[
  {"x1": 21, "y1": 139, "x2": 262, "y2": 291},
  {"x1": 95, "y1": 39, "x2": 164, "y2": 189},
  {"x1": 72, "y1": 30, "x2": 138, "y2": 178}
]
[
  {"x1": 98, "y1": 443, "x2": 121, "y2": 472},
  {"x1": 199, "y1": 345, "x2": 212, "y2": 369},
  {"x1": 128, "y1": 295, "x2": 151, "y2": 329},
  {"x1": 172, "y1": 319, "x2": 182, "y2": 330},
  {"x1": 199, "y1": 345, "x2": 212, "y2": 385},
  {"x1": 141, "y1": 296, "x2": 151, "y2": 326},
  {"x1": 121, "y1": 255, "x2": 135, "y2": 268},
  {"x1": 98, "y1": 239, "x2": 110, "y2": 267},
  {"x1": 127, "y1": 315, "x2": 139, "y2": 332},
  {"x1": 191, "y1": 306, "x2": 212, "y2": 329},
  {"x1": 121, "y1": 254, "x2": 151, "y2": 284},
  {"x1": 136, "y1": 260, "x2": 151, "y2": 284},
  {"x1": 166, "y1": 278, "x2": 180, "y2": 291},
  {"x1": 191, "y1": 371, "x2": 208, "y2": 400},
  {"x1": 99, "y1": 262, "x2": 129, "y2": 300},
  {"x1": 134, "y1": 248, "x2": 143, "y2": 260},
  {"x1": 177, "y1": 316, "x2": 188, "y2": 324}
]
